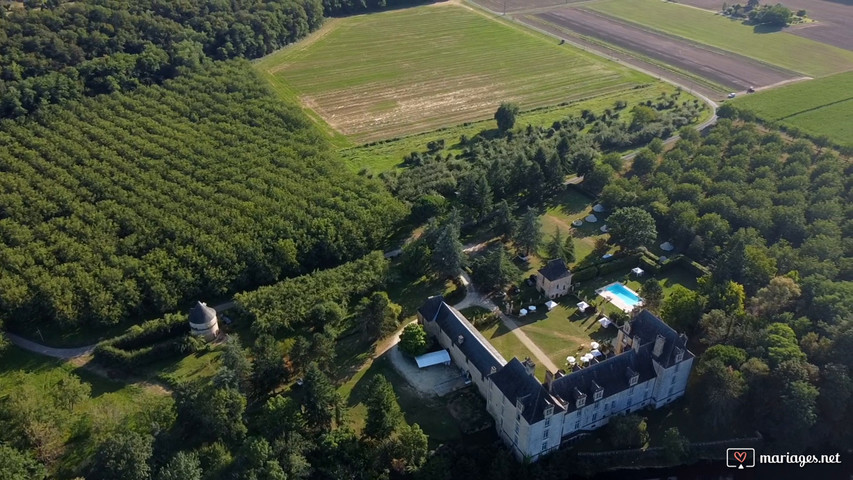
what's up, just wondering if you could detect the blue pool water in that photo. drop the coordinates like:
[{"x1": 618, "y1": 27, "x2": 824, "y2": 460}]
[{"x1": 604, "y1": 283, "x2": 642, "y2": 307}]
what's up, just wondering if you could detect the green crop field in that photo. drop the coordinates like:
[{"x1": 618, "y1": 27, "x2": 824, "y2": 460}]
[
  {"x1": 256, "y1": 4, "x2": 653, "y2": 143},
  {"x1": 733, "y1": 72, "x2": 853, "y2": 146},
  {"x1": 586, "y1": 0, "x2": 853, "y2": 77}
]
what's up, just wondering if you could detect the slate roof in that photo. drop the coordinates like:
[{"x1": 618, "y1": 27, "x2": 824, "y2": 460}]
[
  {"x1": 490, "y1": 358, "x2": 564, "y2": 423},
  {"x1": 417, "y1": 295, "x2": 444, "y2": 322},
  {"x1": 628, "y1": 310, "x2": 694, "y2": 367},
  {"x1": 538, "y1": 259, "x2": 571, "y2": 281},
  {"x1": 550, "y1": 346, "x2": 657, "y2": 414},
  {"x1": 425, "y1": 297, "x2": 506, "y2": 376},
  {"x1": 189, "y1": 301, "x2": 217, "y2": 326}
]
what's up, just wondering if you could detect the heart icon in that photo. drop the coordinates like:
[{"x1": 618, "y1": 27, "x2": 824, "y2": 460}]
[{"x1": 733, "y1": 451, "x2": 747, "y2": 463}]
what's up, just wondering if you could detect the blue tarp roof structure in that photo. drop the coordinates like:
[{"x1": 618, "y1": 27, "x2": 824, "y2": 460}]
[{"x1": 415, "y1": 349, "x2": 451, "y2": 368}]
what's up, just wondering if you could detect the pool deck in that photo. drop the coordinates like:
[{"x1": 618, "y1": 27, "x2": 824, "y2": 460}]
[{"x1": 596, "y1": 282, "x2": 643, "y2": 313}]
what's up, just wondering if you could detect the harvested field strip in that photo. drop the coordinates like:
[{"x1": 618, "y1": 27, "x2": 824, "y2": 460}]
[
  {"x1": 519, "y1": 13, "x2": 728, "y2": 94},
  {"x1": 585, "y1": 0, "x2": 853, "y2": 77},
  {"x1": 257, "y1": 4, "x2": 650, "y2": 142},
  {"x1": 528, "y1": 8, "x2": 796, "y2": 91}
]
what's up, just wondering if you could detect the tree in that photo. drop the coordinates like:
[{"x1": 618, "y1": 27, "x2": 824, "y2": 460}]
[
  {"x1": 251, "y1": 334, "x2": 287, "y2": 399},
  {"x1": 216, "y1": 334, "x2": 251, "y2": 393},
  {"x1": 207, "y1": 387, "x2": 248, "y2": 444},
  {"x1": 546, "y1": 227, "x2": 564, "y2": 261},
  {"x1": 397, "y1": 423, "x2": 429, "y2": 470},
  {"x1": 631, "y1": 149, "x2": 657, "y2": 176},
  {"x1": 399, "y1": 323, "x2": 428, "y2": 357},
  {"x1": 302, "y1": 362, "x2": 338, "y2": 433},
  {"x1": 362, "y1": 291, "x2": 401, "y2": 340},
  {"x1": 494, "y1": 102, "x2": 519, "y2": 133},
  {"x1": 583, "y1": 163, "x2": 614, "y2": 194},
  {"x1": 364, "y1": 374, "x2": 402, "y2": 439},
  {"x1": 660, "y1": 285, "x2": 704, "y2": 332},
  {"x1": 692, "y1": 359, "x2": 745, "y2": 429},
  {"x1": 493, "y1": 200, "x2": 516, "y2": 240},
  {"x1": 158, "y1": 452, "x2": 203, "y2": 480},
  {"x1": 514, "y1": 208, "x2": 542, "y2": 256},
  {"x1": 562, "y1": 231, "x2": 576, "y2": 263},
  {"x1": 607, "y1": 207, "x2": 657, "y2": 251},
  {"x1": 471, "y1": 246, "x2": 522, "y2": 292},
  {"x1": 661, "y1": 427, "x2": 690, "y2": 463},
  {"x1": 305, "y1": 302, "x2": 345, "y2": 331},
  {"x1": 432, "y1": 225, "x2": 464, "y2": 278},
  {"x1": 699, "y1": 309, "x2": 736, "y2": 345},
  {"x1": 640, "y1": 278, "x2": 664, "y2": 312},
  {"x1": 748, "y1": 276, "x2": 801, "y2": 318},
  {"x1": 606, "y1": 414, "x2": 649, "y2": 449},
  {"x1": 0, "y1": 445, "x2": 47, "y2": 480},
  {"x1": 91, "y1": 432, "x2": 154, "y2": 480}
]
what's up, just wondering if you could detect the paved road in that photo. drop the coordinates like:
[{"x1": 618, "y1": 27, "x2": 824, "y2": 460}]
[
  {"x1": 5, "y1": 333, "x2": 96, "y2": 360},
  {"x1": 5, "y1": 300, "x2": 238, "y2": 360}
]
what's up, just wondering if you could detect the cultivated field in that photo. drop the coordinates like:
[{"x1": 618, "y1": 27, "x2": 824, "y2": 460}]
[
  {"x1": 733, "y1": 71, "x2": 853, "y2": 146},
  {"x1": 679, "y1": 0, "x2": 853, "y2": 51},
  {"x1": 585, "y1": 0, "x2": 853, "y2": 77},
  {"x1": 473, "y1": 0, "x2": 583, "y2": 14},
  {"x1": 256, "y1": 4, "x2": 652, "y2": 143},
  {"x1": 530, "y1": 8, "x2": 797, "y2": 90}
]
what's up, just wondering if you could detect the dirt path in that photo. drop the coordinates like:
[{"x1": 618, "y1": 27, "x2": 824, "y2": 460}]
[
  {"x1": 453, "y1": 272, "x2": 560, "y2": 372},
  {"x1": 68, "y1": 355, "x2": 173, "y2": 396}
]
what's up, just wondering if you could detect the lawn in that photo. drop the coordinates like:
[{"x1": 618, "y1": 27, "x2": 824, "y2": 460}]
[
  {"x1": 586, "y1": 0, "x2": 853, "y2": 77},
  {"x1": 256, "y1": 3, "x2": 653, "y2": 144},
  {"x1": 0, "y1": 346, "x2": 174, "y2": 477},
  {"x1": 733, "y1": 71, "x2": 853, "y2": 146},
  {"x1": 338, "y1": 354, "x2": 464, "y2": 445},
  {"x1": 540, "y1": 187, "x2": 617, "y2": 269},
  {"x1": 477, "y1": 319, "x2": 543, "y2": 376}
]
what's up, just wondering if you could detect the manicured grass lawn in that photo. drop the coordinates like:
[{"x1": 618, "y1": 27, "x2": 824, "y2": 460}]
[
  {"x1": 515, "y1": 302, "x2": 615, "y2": 373},
  {"x1": 586, "y1": 0, "x2": 853, "y2": 77},
  {"x1": 478, "y1": 320, "x2": 543, "y2": 376},
  {"x1": 733, "y1": 72, "x2": 853, "y2": 146},
  {"x1": 257, "y1": 3, "x2": 653, "y2": 144}
]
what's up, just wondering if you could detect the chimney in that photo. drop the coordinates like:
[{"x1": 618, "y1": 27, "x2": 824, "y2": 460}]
[
  {"x1": 545, "y1": 371, "x2": 554, "y2": 393},
  {"x1": 632, "y1": 335, "x2": 641, "y2": 353},
  {"x1": 653, "y1": 334, "x2": 666, "y2": 357},
  {"x1": 522, "y1": 357, "x2": 536, "y2": 376},
  {"x1": 615, "y1": 329, "x2": 625, "y2": 354},
  {"x1": 457, "y1": 334, "x2": 464, "y2": 345}
]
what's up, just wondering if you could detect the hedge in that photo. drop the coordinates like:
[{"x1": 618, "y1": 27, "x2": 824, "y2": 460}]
[{"x1": 94, "y1": 313, "x2": 190, "y2": 369}]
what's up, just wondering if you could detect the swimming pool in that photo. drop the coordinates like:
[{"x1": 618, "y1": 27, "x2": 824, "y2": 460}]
[{"x1": 597, "y1": 282, "x2": 643, "y2": 312}]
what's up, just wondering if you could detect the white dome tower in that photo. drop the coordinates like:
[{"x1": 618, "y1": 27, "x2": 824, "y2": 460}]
[{"x1": 189, "y1": 301, "x2": 220, "y2": 341}]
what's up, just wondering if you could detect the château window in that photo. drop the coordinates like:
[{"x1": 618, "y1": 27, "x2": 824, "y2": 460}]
[
  {"x1": 542, "y1": 441, "x2": 548, "y2": 452},
  {"x1": 544, "y1": 417, "x2": 551, "y2": 428},
  {"x1": 574, "y1": 420, "x2": 580, "y2": 430},
  {"x1": 593, "y1": 389, "x2": 604, "y2": 401},
  {"x1": 592, "y1": 413, "x2": 597, "y2": 421},
  {"x1": 543, "y1": 429, "x2": 549, "y2": 439},
  {"x1": 515, "y1": 423, "x2": 520, "y2": 435}
]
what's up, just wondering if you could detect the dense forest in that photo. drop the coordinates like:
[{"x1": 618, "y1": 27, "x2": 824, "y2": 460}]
[
  {"x1": 595, "y1": 120, "x2": 853, "y2": 452},
  {"x1": 0, "y1": 61, "x2": 403, "y2": 330},
  {"x1": 0, "y1": 0, "x2": 425, "y2": 118}
]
